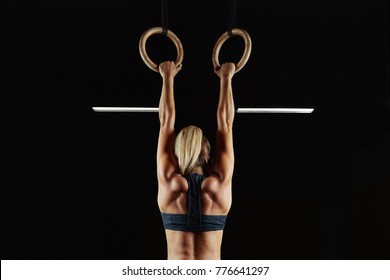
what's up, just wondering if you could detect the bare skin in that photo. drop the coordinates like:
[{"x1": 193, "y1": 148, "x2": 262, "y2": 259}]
[{"x1": 157, "y1": 61, "x2": 235, "y2": 260}]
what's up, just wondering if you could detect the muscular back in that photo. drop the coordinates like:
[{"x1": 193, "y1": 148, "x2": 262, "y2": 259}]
[{"x1": 158, "y1": 175, "x2": 232, "y2": 260}]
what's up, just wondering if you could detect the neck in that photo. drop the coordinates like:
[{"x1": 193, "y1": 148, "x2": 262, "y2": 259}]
[{"x1": 191, "y1": 166, "x2": 203, "y2": 174}]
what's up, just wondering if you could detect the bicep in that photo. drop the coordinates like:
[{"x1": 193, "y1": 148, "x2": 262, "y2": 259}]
[
  {"x1": 157, "y1": 125, "x2": 178, "y2": 183},
  {"x1": 209, "y1": 128, "x2": 234, "y2": 182}
]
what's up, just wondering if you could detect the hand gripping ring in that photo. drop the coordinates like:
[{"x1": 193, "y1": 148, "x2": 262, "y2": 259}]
[
  {"x1": 212, "y1": 28, "x2": 252, "y2": 73},
  {"x1": 139, "y1": 27, "x2": 184, "y2": 73}
]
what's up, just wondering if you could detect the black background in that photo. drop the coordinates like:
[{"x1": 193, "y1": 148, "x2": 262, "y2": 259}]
[{"x1": 4, "y1": 0, "x2": 390, "y2": 259}]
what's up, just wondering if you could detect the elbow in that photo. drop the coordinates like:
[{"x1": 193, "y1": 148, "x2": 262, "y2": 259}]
[
  {"x1": 216, "y1": 111, "x2": 234, "y2": 131},
  {"x1": 212, "y1": 168, "x2": 234, "y2": 183},
  {"x1": 159, "y1": 108, "x2": 175, "y2": 127}
]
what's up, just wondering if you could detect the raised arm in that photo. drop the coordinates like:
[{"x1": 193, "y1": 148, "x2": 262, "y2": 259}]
[
  {"x1": 209, "y1": 63, "x2": 236, "y2": 182},
  {"x1": 157, "y1": 61, "x2": 182, "y2": 183}
]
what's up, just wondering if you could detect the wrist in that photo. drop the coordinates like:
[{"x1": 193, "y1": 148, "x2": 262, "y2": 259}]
[
  {"x1": 220, "y1": 76, "x2": 232, "y2": 82},
  {"x1": 163, "y1": 76, "x2": 174, "y2": 82}
]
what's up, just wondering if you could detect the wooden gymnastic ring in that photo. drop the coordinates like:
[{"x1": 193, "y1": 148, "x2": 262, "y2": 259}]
[
  {"x1": 212, "y1": 28, "x2": 252, "y2": 73},
  {"x1": 139, "y1": 27, "x2": 184, "y2": 73}
]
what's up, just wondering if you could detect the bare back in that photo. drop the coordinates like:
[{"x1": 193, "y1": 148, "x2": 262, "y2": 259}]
[{"x1": 158, "y1": 175, "x2": 232, "y2": 260}]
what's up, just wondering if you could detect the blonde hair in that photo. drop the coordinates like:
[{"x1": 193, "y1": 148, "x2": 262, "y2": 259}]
[{"x1": 174, "y1": 125, "x2": 210, "y2": 176}]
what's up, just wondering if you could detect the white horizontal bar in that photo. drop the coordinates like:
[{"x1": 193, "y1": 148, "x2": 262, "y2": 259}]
[
  {"x1": 236, "y1": 108, "x2": 314, "y2": 113},
  {"x1": 93, "y1": 107, "x2": 159, "y2": 112},
  {"x1": 92, "y1": 107, "x2": 314, "y2": 113}
]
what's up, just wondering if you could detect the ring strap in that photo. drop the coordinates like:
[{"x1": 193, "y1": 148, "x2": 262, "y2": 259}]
[
  {"x1": 227, "y1": 0, "x2": 237, "y2": 37},
  {"x1": 161, "y1": 0, "x2": 168, "y2": 36}
]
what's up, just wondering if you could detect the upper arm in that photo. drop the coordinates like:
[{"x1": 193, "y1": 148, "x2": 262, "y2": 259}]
[
  {"x1": 209, "y1": 126, "x2": 234, "y2": 183},
  {"x1": 157, "y1": 121, "x2": 179, "y2": 184}
]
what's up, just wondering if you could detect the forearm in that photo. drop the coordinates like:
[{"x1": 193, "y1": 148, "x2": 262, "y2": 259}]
[
  {"x1": 217, "y1": 77, "x2": 235, "y2": 130},
  {"x1": 159, "y1": 77, "x2": 175, "y2": 127}
]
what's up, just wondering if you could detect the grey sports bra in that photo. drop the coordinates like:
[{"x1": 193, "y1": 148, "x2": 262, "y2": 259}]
[{"x1": 160, "y1": 173, "x2": 227, "y2": 232}]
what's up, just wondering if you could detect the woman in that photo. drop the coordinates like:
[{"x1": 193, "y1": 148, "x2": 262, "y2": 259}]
[{"x1": 157, "y1": 61, "x2": 235, "y2": 260}]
